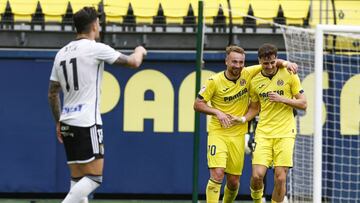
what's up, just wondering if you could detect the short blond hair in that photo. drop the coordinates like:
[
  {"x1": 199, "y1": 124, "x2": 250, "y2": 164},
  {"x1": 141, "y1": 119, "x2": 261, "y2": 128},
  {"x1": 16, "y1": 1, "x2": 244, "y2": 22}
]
[{"x1": 226, "y1": 45, "x2": 245, "y2": 56}]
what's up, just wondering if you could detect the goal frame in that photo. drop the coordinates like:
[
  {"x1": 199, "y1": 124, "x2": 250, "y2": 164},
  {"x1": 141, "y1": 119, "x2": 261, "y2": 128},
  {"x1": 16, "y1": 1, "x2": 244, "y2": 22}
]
[{"x1": 313, "y1": 24, "x2": 360, "y2": 203}]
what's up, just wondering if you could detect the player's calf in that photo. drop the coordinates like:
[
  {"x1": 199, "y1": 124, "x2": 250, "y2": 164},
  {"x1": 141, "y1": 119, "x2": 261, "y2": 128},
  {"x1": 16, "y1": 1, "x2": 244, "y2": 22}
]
[
  {"x1": 206, "y1": 178, "x2": 222, "y2": 203},
  {"x1": 250, "y1": 186, "x2": 264, "y2": 203},
  {"x1": 251, "y1": 176, "x2": 265, "y2": 203}
]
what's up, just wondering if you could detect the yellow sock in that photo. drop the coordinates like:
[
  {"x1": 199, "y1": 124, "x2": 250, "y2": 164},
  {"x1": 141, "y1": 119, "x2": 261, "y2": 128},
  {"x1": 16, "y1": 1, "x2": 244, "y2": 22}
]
[
  {"x1": 206, "y1": 179, "x2": 222, "y2": 203},
  {"x1": 271, "y1": 199, "x2": 279, "y2": 203},
  {"x1": 250, "y1": 187, "x2": 264, "y2": 203},
  {"x1": 222, "y1": 184, "x2": 239, "y2": 203}
]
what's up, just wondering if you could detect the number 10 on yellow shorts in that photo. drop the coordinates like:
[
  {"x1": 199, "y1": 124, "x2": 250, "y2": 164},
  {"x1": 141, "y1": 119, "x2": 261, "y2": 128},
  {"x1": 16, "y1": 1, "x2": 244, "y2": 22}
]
[{"x1": 207, "y1": 134, "x2": 245, "y2": 175}]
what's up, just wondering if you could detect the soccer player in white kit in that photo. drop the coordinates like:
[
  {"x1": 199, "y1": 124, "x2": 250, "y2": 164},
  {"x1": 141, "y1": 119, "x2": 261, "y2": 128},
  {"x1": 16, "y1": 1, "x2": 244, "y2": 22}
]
[{"x1": 48, "y1": 7, "x2": 147, "y2": 203}]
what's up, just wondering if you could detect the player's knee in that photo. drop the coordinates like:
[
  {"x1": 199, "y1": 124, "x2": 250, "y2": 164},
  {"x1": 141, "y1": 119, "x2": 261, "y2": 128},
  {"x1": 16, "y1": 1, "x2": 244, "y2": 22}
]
[
  {"x1": 226, "y1": 176, "x2": 240, "y2": 189},
  {"x1": 86, "y1": 175, "x2": 103, "y2": 185},
  {"x1": 210, "y1": 168, "x2": 225, "y2": 182},
  {"x1": 227, "y1": 180, "x2": 239, "y2": 190},
  {"x1": 211, "y1": 174, "x2": 224, "y2": 183},
  {"x1": 251, "y1": 173, "x2": 264, "y2": 185},
  {"x1": 274, "y1": 172, "x2": 287, "y2": 186}
]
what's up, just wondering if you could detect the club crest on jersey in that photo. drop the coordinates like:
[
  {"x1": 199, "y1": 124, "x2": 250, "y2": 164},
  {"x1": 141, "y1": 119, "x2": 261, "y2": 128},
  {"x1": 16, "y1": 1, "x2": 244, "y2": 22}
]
[
  {"x1": 240, "y1": 79, "x2": 246, "y2": 86},
  {"x1": 277, "y1": 79, "x2": 284, "y2": 86}
]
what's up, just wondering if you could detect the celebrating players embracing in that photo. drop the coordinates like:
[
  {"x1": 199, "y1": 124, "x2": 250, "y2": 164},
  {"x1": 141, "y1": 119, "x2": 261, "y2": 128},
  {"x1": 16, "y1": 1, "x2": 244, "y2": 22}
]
[{"x1": 194, "y1": 45, "x2": 297, "y2": 203}]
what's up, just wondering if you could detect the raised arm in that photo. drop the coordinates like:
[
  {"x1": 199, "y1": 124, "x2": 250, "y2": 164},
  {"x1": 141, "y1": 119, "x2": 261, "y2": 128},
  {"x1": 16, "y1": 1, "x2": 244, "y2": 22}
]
[
  {"x1": 246, "y1": 59, "x2": 298, "y2": 79},
  {"x1": 276, "y1": 59, "x2": 298, "y2": 74},
  {"x1": 48, "y1": 80, "x2": 63, "y2": 143},
  {"x1": 113, "y1": 46, "x2": 147, "y2": 68}
]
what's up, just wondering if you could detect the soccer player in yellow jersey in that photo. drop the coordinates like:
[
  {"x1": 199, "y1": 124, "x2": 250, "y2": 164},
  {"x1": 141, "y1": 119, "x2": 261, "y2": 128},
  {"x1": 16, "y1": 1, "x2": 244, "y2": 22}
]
[
  {"x1": 193, "y1": 45, "x2": 298, "y2": 203},
  {"x1": 240, "y1": 43, "x2": 307, "y2": 203}
]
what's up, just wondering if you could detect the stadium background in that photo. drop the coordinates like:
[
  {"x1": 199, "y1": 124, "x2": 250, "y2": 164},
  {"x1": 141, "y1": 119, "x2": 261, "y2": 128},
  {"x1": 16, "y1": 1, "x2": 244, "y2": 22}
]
[{"x1": 0, "y1": 0, "x2": 359, "y2": 202}]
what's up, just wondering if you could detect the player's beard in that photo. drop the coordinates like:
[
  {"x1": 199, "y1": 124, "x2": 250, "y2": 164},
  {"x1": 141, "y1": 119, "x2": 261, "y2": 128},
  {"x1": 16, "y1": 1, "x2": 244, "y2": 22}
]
[{"x1": 230, "y1": 66, "x2": 242, "y2": 78}]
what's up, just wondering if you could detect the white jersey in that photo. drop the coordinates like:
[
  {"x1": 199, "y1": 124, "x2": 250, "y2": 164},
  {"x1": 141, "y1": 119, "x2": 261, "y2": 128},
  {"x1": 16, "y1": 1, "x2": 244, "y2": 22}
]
[{"x1": 50, "y1": 39, "x2": 121, "y2": 127}]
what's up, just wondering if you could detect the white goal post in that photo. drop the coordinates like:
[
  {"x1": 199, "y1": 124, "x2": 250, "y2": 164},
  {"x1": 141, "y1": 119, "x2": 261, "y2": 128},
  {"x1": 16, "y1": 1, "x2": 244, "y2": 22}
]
[
  {"x1": 282, "y1": 24, "x2": 360, "y2": 203},
  {"x1": 314, "y1": 24, "x2": 360, "y2": 203}
]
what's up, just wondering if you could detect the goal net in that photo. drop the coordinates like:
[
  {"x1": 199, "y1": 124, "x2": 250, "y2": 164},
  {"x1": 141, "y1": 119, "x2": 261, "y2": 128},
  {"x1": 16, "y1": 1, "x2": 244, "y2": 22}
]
[{"x1": 281, "y1": 25, "x2": 360, "y2": 203}]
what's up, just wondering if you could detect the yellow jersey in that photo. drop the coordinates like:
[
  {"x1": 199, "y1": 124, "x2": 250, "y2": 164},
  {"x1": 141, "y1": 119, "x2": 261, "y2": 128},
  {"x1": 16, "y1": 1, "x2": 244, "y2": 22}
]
[
  {"x1": 249, "y1": 67, "x2": 304, "y2": 138},
  {"x1": 199, "y1": 65, "x2": 261, "y2": 136}
]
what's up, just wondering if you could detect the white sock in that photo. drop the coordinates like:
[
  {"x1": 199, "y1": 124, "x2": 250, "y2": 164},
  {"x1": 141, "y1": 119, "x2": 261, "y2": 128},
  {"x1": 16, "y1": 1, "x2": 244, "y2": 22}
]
[
  {"x1": 62, "y1": 177, "x2": 99, "y2": 203},
  {"x1": 70, "y1": 180, "x2": 89, "y2": 203}
]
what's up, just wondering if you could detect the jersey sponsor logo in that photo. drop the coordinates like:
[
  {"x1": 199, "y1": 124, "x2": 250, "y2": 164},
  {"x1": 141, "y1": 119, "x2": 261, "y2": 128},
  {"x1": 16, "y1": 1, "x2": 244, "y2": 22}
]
[
  {"x1": 240, "y1": 79, "x2": 246, "y2": 86},
  {"x1": 224, "y1": 88, "x2": 248, "y2": 102},
  {"x1": 259, "y1": 90, "x2": 284, "y2": 98},
  {"x1": 61, "y1": 125, "x2": 70, "y2": 131},
  {"x1": 62, "y1": 104, "x2": 84, "y2": 114},
  {"x1": 277, "y1": 79, "x2": 284, "y2": 86},
  {"x1": 60, "y1": 125, "x2": 74, "y2": 137},
  {"x1": 61, "y1": 131, "x2": 74, "y2": 137}
]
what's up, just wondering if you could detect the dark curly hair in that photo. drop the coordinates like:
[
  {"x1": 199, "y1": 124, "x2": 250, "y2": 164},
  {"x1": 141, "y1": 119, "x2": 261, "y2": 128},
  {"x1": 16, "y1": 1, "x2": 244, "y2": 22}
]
[
  {"x1": 258, "y1": 43, "x2": 278, "y2": 59},
  {"x1": 73, "y1": 7, "x2": 98, "y2": 34}
]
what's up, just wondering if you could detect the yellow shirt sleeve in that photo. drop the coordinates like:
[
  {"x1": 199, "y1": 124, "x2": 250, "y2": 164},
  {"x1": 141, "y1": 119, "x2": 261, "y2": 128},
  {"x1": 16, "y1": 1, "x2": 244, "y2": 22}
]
[
  {"x1": 249, "y1": 81, "x2": 259, "y2": 102},
  {"x1": 291, "y1": 74, "x2": 304, "y2": 95},
  {"x1": 245, "y1": 65, "x2": 262, "y2": 79},
  {"x1": 198, "y1": 77, "x2": 216, "y2": 102}
]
